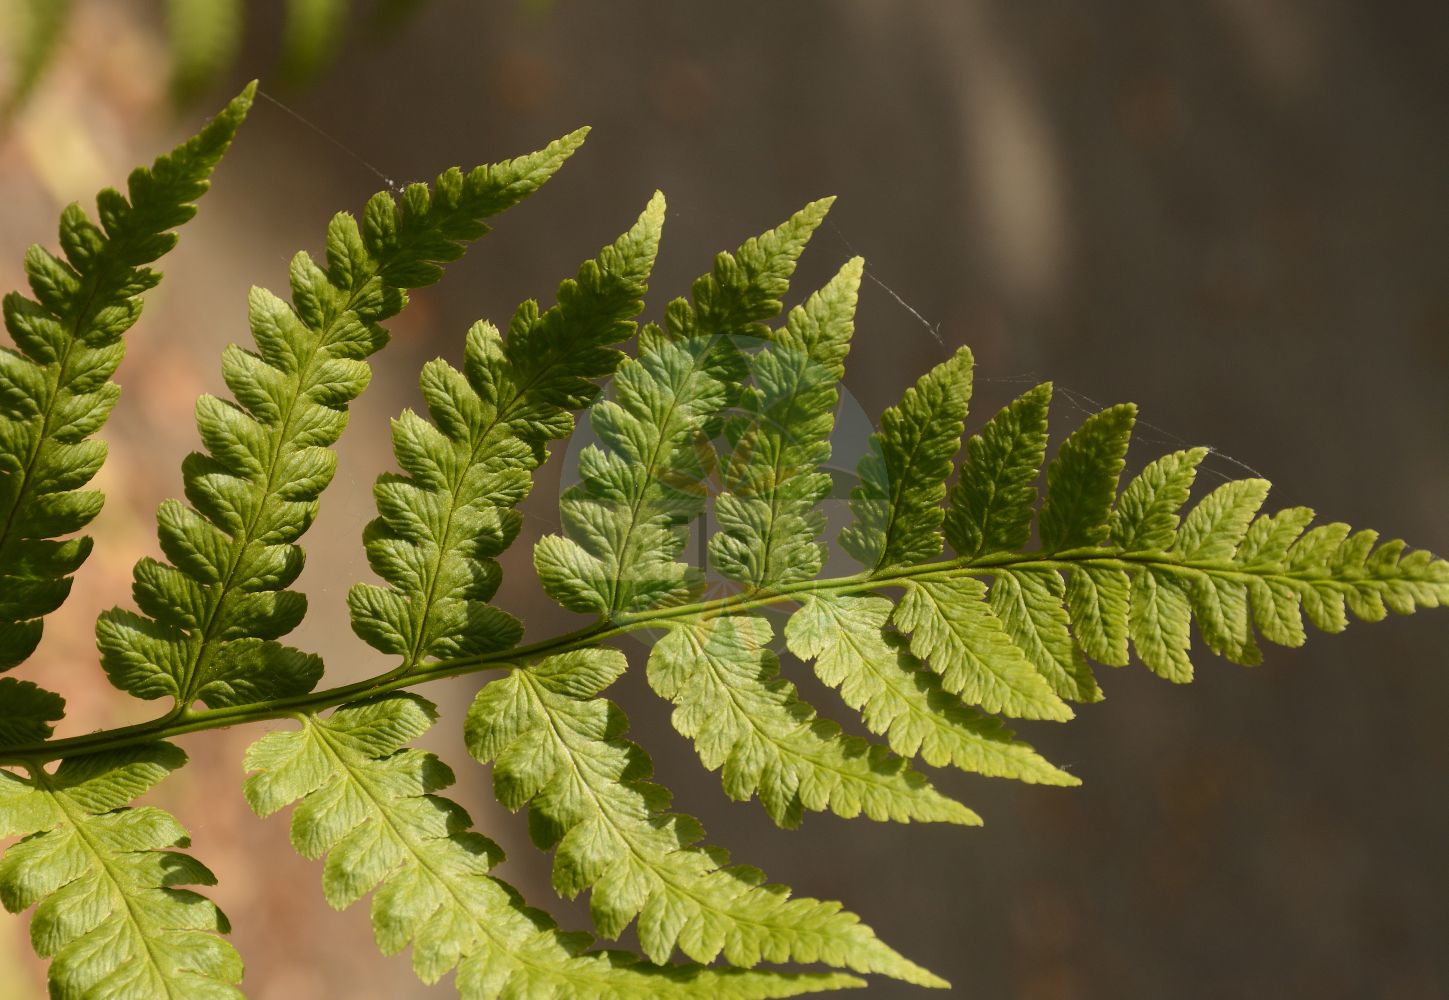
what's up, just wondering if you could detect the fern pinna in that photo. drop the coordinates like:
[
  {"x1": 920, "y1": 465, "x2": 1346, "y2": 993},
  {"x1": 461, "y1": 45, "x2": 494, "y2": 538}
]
[{"x1": 0, "y1": 88, "x2": 1445, "y2": 999}]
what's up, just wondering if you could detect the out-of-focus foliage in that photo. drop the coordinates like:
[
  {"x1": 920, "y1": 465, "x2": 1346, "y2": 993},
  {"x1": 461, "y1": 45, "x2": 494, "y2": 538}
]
[
  {"x1": 3, "y1": 0, "x2": 444, "y2": 110},
  {"x1": 2, "y1": 0, "x2": 71, "y2": 117}
]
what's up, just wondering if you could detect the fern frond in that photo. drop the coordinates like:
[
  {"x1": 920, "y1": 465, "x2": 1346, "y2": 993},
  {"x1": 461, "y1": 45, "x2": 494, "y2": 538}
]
[
  {"x1": 95, "y1": 129, "x2": 586, "y2": 711},
  {"x1": 0, "y1": 746, "x2": 240, "y2": 998},
  {"x1": 0, "y1": 129, "x2": 1437, "y2": 999},
  {"x1": 466, "y1": 648, "x2": 946, "y2": 988},
  {"x1": 0, "y1": 85, "x2": 253, "y2": 741},
  {"x1": 348, "y1": 193, "x2": 665, "y2": 672},
  {"x1": 245, "y1": 694, "x2": 864, "y2": 999}
]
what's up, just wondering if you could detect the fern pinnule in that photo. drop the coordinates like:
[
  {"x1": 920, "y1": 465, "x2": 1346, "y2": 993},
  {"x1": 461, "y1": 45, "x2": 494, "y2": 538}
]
[
  {"x1": 0, "y1": 678, "x2": 64, "y2": 746},
  {"x1": 95, "y1": 128, "x2": 587, "y2": 712},
  {"x1": 0, "y1": 744, "x2": 241, "y2": 998},
  {"x1": 709, "y1": 257, "x2": 861, "y2": 590},
  {"x1": 840, "y1": 346, "x2": 974, "y2": 570},
  {"x1": 944, "y1": 381, "x2": 1053, "y2": 560},
  {"x1": 1036, "y1": 402, "x2": 1137, "y2": 554}
]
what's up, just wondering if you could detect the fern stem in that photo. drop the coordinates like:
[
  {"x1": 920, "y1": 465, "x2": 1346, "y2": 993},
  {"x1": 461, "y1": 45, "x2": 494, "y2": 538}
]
[{"x1": 0, "y1": 547, "x2": 1398, "y2": 765}]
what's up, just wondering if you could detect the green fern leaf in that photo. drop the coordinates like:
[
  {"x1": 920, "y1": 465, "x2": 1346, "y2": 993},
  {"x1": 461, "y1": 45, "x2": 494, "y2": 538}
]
[
  {"x1": 0, "y1": 84, "x2": 253, "y2": 712},
  {"x1": 1108, "y1": 447, "x2": 1208, "y2": 552},
  {"x1": 349, "y1": 194, "x2": 664, "y2": 671},
  {"x1": 96, "y1": 129, "x2": 585, "y2": 710},
  {"x1": 785, "y1": 593, "x2": 1077, "y2": 785},
  {"x1": 0, "y1": 745, "x2": 240, "y2": 998},
  {"x1": 944, "y1": 381, "x2": 1053, "y2": 559},
  {"x1": 533, "y1": 327, "x2": 727, "y2": 615},
  {"x1": 710, "y1": 258, "x2": 862, "y2": 589},
  {"x1": 1175, "y1": 477, "x2": 1273, "y2": 561},
  {"x1": 245, "y1": 694, "x2": 863, "y2": 998},
  {"x1": 840, "y1": 346, "x2": 973, "y2": 569},
  {"x1": 893, "y1": 577, "x2": 1073, "y2": 721},
  {"x1": 466, "y1": 649, "x2": 945, "y2": 988},
  {"x1": 986, "y1": 566, "x2": 1101, "y2": 702},
  {"x1": 648, "y1": 615, "x2": 975, "y2": 829},
  {"x1": 1064, "y1": 563, "x2": 1131, "y2": 666},
  {"x1": 1036, "y1": 403, "x2": 1136, "y2": 552},
  {"x1": 1128, "y1": 566, "x2": 1195, "y2": 682},
  {"x1": 0, "y1": 678, "x2": 64, "y2": 744}
]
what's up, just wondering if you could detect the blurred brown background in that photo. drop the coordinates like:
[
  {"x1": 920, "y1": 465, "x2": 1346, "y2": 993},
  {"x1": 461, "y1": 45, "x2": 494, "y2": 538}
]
[{"x1": 2, "y1": 2, "x2": 1448, "y2": 998}]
